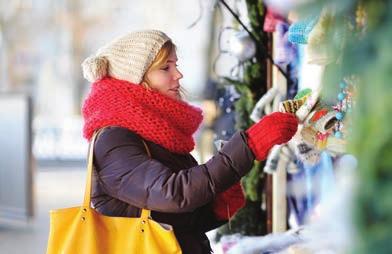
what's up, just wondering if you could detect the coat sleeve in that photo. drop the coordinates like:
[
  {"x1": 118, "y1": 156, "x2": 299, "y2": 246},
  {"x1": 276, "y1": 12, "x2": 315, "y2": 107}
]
[{"x1": 93, "y1": 127, "x2": 255, "y2": 213}]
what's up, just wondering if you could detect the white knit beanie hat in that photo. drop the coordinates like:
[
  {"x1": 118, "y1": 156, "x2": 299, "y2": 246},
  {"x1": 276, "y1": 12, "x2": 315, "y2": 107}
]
[{"x1": 81, "y1": 30, "x2": 171, "y2": 84}]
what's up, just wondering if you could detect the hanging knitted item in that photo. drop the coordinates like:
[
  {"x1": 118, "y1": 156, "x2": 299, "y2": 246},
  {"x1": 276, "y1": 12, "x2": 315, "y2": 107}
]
[
  {"x1": 288, "y1": 15, "x2": 319, "y2": 44},
  {"x1": 282, "y1": 145, "x2": 299, "y2": 173},
  {"x1": 279, "y1": 88, "x2": 312, "y2": 114},
  {"x1": 264, "y1": 144, "x2": 298, "y2": 174},
  {"x1": 307, "y1": 8, "x2": 336, "y2": 65},
  {"x1": 250, "y1": 87, "x2": 282, "y2": 122},
  {"x1": 289, "y1": 128, "x2": 321, "y2": 166},
  {"x1": 263, "y1": 6, "x2": 286, "y2": 32},
  {"x1": 275, "y1": 22, "x2": 298, "y2": 66},
  {"x1": 264, "y1": 145, "x2": 283, "y2": 174}
]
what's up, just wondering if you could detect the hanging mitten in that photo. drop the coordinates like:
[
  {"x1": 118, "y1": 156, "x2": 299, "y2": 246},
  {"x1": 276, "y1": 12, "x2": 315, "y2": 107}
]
[
  {"x1": 264, "y1": 145, "x2": 283, "y2": 174},
  {"x1": 246, "y1": 112, "x2": 298, "y2": 161},
  {"x1": 290, "y1": 130, "x2": 321, "y2": 166},
  {"x1": 250, "y1": 87, "x2": 279, "y2": 122},
  {"x1": 213, "y1": 181, "x2": 246, "y2": 220}
]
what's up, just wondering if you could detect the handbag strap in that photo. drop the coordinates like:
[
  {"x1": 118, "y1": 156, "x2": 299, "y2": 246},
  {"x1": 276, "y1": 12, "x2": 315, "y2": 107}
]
[
  {"x1": 83, "y1": 129, "x2": 152, "y2": 219},
  {"x1": 83, "y1": 130, "x2": 99, "y2": 207}
]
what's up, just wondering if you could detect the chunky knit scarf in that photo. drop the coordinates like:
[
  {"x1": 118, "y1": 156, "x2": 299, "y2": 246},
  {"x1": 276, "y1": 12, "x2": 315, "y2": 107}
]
[{"x1": 82, "y1": 77, "x2": 203, "y2": 154}]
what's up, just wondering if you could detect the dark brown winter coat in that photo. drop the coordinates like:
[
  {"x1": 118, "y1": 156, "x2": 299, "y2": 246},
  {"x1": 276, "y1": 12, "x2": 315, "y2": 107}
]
[{"x1": 91, "y1": 126, "x2": 255, "y2": 254}]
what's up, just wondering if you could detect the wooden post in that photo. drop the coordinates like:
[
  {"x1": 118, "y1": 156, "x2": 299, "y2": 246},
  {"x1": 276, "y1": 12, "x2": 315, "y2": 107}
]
[
  {"x1": 271, "y1": 32, "x2": 287, "y2": 233},
  {"x1": 265, "y1": 32, "x2": 274, "y2": 234}
]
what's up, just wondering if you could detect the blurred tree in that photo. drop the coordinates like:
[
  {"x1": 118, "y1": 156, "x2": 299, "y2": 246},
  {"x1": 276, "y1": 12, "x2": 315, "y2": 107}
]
[
  {"x1": 216, "y1": 0, "x2": 269, "y2": 239},
  {"x1": 302, "y1": 0, "x2": 392, "y2": 252}
]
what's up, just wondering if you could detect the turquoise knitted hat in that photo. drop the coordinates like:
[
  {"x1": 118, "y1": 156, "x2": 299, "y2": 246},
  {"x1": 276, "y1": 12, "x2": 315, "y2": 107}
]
[{"x1": 288, "y1": 16, "x2": 319, "y2": 44}]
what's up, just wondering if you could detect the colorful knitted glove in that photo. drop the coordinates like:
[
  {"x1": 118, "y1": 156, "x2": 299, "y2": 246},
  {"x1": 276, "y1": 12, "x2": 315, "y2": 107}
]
[
  {"x1": 246, "y1": 112, "x2": 298, "y2": 161},
  {"x1": 213, "y1": 182, "x2": 245, "y2": 220}
]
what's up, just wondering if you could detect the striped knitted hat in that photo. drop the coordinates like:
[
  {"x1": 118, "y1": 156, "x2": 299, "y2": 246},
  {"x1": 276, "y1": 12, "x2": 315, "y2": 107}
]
[{"x1": 82, "y1": 30, "x2": 171, "y2": 84}]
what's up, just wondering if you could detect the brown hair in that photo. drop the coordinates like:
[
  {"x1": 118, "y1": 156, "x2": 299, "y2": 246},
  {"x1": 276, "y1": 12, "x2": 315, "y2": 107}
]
[
  {"x1": 141, "y1": 40, "x2": 186, "y2": 98},
  {"x1": 141, "y1": 40, "x2": 176, "y2": 89}
]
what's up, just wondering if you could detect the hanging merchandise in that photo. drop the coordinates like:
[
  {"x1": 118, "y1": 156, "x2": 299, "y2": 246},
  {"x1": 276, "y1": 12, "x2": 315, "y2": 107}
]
[
  {"x1": 287, "y1": 162, "x2": 316, "y2": 226},
  {"x1": 279, "y1": 88, "x2": 322, "y2": 165},
  {"x1": 294, "y1": 87, "x2": 321, "y2": 122},
  {"x1": 274, "y1": 21, "x2": 300, "y2": 100},
  {"x1": 228, "y1": 30, "x2": 256, "y2": 62},
  {"x1": 303, "y1": 80, "x2": 354, "y2": 153},
  {"x1": 332, "y1": 78, "x2": 355, "y2": 140},
  {"x1": 287, "y1": 151, "x2": 336, "y2": 226},
  {"x1": 263, "y1": 6, "x2": 286, "y2": 33},
  {"x1": 250, "y1": 87, "x2": 282, "y2": 122},
  {"x1": 288, "y1": 15, "x2": 319, "y2": 45},
  {"x1": 289, "y1": 131, "x2": 321, "y2": 166},
  {"x1": 264, "y1": 144, "x2": 298, "y2": 174},
  {"x1": 318, "y1": 151, "x2": 336, "y2": 203},
  {"x1": 280, "y1": 78, "x2": 355, "y2": 159},
  {"x1": 282, "y1": 145, "x2": 299, "y2": 173},
  {"x1": 291, "y1": 92, "x2": 345, "y2": 154},
  {"x1": 278, "y1": 88, "x2": 312, "y2": 114},
  {"x1": 286, "y1": 64, "x2": 300, "y2": 100},
  {"x1": 250, "y1": 19, "x2": 303, "y2": 122},
  {"x1": 301, "y1": 102, "x2": 338, "y2": 150},
  {"x1": 223, "y1": 228, "x2": 305, "y2": 254},
  {"x1": 307, "y1": 7, "x2": 337, "y2": 65},
  {"x1": 275, "y1": 22, "x2": 298, "y2": 66}
]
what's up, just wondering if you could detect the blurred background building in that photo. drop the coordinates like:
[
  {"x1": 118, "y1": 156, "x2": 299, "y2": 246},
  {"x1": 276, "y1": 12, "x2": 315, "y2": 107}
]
[
  {"x1": 0, "y1": 0, "x2": 221, "y2": 253},
  {"x1": 1, "y1": 0, "x2": 215, "y2": 162}
]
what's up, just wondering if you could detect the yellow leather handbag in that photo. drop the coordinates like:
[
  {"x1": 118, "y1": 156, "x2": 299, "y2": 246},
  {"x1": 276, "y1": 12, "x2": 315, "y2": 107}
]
[{"x1": 46, "y1": 131, "x2": 182, "y2": 254}]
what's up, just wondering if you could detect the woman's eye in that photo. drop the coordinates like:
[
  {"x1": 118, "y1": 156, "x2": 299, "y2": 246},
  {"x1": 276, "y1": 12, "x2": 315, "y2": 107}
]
[{"x1": 161, "y1": 66, "x2": 169, "y2": 71}]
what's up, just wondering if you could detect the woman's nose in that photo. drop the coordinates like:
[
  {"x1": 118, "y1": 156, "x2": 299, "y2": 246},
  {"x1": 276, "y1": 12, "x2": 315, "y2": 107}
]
[{"x1": 174, "y1": 68, "x2": 183, "y2": 80}]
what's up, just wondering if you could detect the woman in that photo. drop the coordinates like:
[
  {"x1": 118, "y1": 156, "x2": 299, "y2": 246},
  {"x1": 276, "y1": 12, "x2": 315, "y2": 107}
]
[{"x1": 81, "y1": 30, "x2": 298, "y2": 254}]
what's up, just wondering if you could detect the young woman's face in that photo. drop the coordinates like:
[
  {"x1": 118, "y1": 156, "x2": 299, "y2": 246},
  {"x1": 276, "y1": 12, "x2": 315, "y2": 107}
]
[{"x1": 144, "y1": 50, "x2": 183, "y2": 100}]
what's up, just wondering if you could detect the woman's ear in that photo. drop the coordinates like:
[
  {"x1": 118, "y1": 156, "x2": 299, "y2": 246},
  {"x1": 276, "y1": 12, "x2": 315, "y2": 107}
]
[{"x1": 140, "y1": 81, "x2": 151, "y2": 90}]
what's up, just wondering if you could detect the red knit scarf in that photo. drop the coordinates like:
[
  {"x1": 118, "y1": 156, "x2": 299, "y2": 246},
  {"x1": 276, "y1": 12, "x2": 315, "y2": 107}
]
[{"x1": 82, "y1": 77, "x2": 203, "y2": 154}]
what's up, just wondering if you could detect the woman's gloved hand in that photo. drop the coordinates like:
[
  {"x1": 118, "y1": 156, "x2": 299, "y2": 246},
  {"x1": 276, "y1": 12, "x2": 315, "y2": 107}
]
[
  {"x1": 213, "y1": 181, "x2": 245, "y2": 220},
  {"x1": 246, "y1": 112, "x2": 298, "y2": 161}
]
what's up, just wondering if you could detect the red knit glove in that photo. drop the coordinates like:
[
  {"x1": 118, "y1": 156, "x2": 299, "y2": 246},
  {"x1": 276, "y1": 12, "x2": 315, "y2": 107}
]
[
  {"x1": 213, "y1": 182, "x2": 245, "y2": 220},
  {"x1": 246, "y1": 112, "x2": 298, "y2": 161}
]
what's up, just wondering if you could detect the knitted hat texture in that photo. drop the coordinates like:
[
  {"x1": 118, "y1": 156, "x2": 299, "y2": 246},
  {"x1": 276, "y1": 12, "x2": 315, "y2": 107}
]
[{"x1": 82, "y1": 30, "x2": 170, "y2": 84}]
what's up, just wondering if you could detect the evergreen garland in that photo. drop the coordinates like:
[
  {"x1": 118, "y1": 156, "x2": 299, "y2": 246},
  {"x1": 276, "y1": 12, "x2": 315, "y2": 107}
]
[
  {"x1": 345, "y1": 1, "x2": 392, "y2": 253},
  {"x1": 216, "y1": 0, "x2": 269, "y2": 239},
  {"x1": 304, "y1": 0, "x2": 392, "y2": 252}
]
